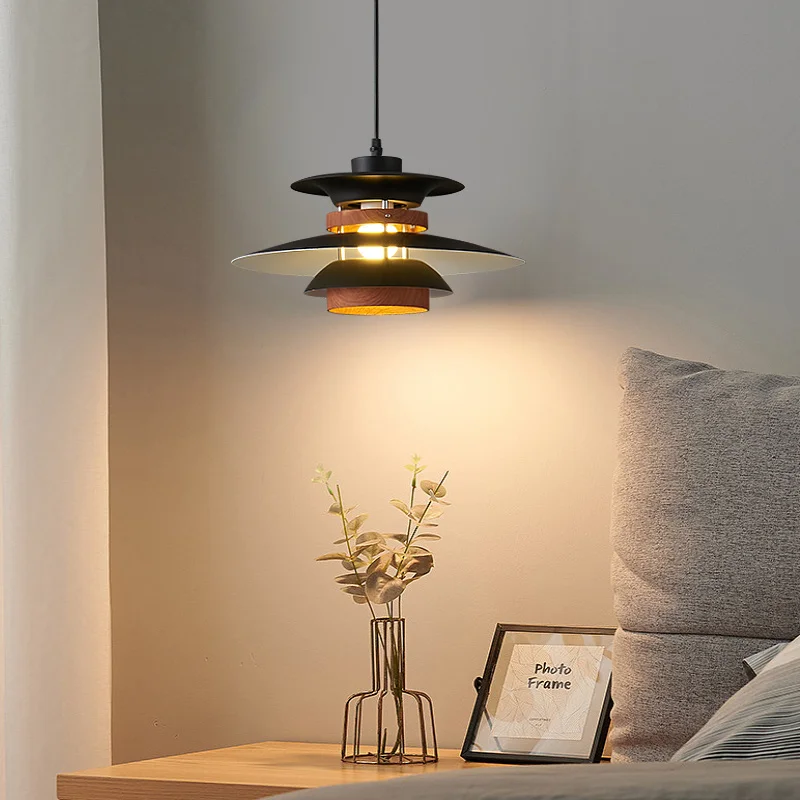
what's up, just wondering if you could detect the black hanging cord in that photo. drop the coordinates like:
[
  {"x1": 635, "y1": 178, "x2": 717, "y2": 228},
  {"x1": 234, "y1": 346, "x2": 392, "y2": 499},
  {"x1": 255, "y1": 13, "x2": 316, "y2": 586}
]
[{"x1": 370, "y1": 0, "x2": 383, "y2": 156}]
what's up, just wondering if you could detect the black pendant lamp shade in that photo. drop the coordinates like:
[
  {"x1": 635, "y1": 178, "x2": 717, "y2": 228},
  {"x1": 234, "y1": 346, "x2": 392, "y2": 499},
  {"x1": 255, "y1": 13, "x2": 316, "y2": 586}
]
[
  {"x1": 231, "y1": 1, "x2": 523, "y2": 315},
  {"x1": 232, "y1": 230, "x2": 522, "y2": 277},
  {"x1": 291, "y1": 158, "x2": 464, "y2": 207}
]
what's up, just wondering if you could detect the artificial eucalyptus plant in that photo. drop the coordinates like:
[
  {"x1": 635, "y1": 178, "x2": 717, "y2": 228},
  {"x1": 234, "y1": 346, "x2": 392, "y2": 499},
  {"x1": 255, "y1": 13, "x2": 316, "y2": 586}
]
[{"x1": 313, "y1": 455, "x2": 449, "y2": 618}]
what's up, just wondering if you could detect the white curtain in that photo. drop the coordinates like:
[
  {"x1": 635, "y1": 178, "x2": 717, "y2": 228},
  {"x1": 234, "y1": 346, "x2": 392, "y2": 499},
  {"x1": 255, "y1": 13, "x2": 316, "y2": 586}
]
[{"x1": 0, "y1": 1, "x2": 111, "y2": 798}]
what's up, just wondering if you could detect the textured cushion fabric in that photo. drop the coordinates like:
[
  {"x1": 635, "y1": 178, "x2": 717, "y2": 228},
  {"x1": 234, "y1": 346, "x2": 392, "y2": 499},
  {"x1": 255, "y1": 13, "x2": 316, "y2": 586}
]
[
  {"x1": 612, "y1": 348, "x2": 800, "y2": 641},
  {"x1": 744, "y1": 642, "x2": 789, "y2": 679},
  {"x1": 610, "y1": 348, "x2": 800, "y2": 762},
  {"x1": 672, "y1": 656, "x2": 800, "y2": 760},
  {"x1": 288, "y1": 761, "x2": 800, "y2": 800}
]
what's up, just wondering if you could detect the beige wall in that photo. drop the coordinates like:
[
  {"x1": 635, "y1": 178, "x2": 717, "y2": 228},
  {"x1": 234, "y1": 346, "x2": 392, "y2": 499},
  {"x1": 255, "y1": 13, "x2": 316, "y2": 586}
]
[
  {"x1": 1, "y1": 0, "x2": 110, "y2": 795},
  {"x1": 101, "y1": 0, "x2": 800, "y2": 762}
]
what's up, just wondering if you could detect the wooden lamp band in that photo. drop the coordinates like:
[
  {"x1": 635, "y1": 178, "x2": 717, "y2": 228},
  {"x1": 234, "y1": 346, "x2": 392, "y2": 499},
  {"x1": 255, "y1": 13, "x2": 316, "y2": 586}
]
[
  {"x1": 326, "y1": 208, "x2": 428, "y2": 233},
  {"x1": 327, "y1": 286, "x2": 430, "y2": 314}
]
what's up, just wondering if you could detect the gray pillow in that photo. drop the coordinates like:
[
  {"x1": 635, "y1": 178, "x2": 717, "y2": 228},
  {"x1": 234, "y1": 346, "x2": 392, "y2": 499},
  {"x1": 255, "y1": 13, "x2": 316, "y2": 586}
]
[
  {"x1": 672, "y1": 640, "x2": 800, "y2": 761},
  {"x1": 610, "y1": 348, "x2": 800, "y2": 761}
]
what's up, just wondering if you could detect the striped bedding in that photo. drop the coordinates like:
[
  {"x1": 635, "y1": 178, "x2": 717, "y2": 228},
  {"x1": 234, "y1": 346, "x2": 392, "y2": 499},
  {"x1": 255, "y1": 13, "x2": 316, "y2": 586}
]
[
  {"x1": 744, "y1": 643, "x2": 790, "y2": 679},
  {"x1": 672, "y1": 641, "x2": 800, "y2": 761}
]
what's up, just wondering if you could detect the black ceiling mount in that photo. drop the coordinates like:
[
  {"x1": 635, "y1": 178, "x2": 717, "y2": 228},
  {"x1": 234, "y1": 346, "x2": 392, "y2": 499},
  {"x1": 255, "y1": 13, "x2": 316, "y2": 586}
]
[
  {"x1": 289, "y1": 0, "x2": 465, "y2": 209},
  {"x1": 350, "y1": 155, "x2": 402, "y2": 173}
]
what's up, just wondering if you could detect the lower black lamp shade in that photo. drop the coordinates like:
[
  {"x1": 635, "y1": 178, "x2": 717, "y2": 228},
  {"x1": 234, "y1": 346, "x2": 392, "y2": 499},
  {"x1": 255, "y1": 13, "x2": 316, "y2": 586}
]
[{"x1": 304, "y1": 258, "x2": 452, "y2": 315}]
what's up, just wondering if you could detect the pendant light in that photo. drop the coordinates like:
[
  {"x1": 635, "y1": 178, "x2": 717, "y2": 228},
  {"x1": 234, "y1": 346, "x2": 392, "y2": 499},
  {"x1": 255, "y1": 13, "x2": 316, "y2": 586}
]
[{"x1": 232, "y1": 0, "x2": 524, "y2": 315}]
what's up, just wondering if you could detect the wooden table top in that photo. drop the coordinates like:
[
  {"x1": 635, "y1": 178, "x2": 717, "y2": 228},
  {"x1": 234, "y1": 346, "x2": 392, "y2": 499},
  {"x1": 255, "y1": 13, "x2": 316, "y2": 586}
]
[{"x1": 57, "y1": 740, "x2": 509, "y2": 800}]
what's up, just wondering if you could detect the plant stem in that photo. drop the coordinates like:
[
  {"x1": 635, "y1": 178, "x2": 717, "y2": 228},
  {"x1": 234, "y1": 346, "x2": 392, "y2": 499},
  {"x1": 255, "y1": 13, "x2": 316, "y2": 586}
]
[
  {"x1": 387, "y1": 622, "x2": 404, "y2": 757},
  {"x1": 396, "y1": 471, "x2": 449, "y2": 619},
  {"x1": 403, "y1": 471, "x2": 449, "y2": 553},
  {"x1": 336, "y1": 484, "x2": 379, "y2": 623},
  {"x1": 397, "y1": 473, "x2": 417, "y2": 619}
]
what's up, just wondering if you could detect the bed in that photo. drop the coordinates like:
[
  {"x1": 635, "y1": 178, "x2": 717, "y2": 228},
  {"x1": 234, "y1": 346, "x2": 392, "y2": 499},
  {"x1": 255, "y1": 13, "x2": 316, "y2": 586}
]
[{"x1": 290, "y1": 348, "x2": 800, "y2": 799}]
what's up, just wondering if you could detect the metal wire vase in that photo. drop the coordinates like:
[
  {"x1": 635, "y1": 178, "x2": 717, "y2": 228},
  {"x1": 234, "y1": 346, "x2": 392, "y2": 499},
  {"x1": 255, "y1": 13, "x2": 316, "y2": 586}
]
[{"x1": 342, "y1": 617, "x2": 438, "y2": 764}]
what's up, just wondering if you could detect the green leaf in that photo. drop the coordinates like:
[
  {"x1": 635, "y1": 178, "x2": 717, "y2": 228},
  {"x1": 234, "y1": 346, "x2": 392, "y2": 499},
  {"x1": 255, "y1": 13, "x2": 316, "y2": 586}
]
[
  {"x1": 367, "y1": 553, "x2": 394, "y2": 576},
  {"x1": 385, "y1": 533, "x2": 408, "y2": 543},
  {"x1": 390, "y1": 499, "x2": 411, "y2": 515},
  {"x1": 355, "y1": 531, "x2": 384, "y2": 546},
  {"x1": 329, "y1": 503, "x2": 357, "y2": 515},
  {"x1": 334, "y1": 574, "x2": 362, "y2": 585},
  {"x1": 420, "y1": 480, "x2": 446, "y2": 498},
  {"x1": 403, "y1": 554, "x2": 434, "y2": 576},
  {"x1": 342, "y1": 585, "x2": 366, "y2": 596},
  {"x1": 347, "y1": 513, "x2": 369, "y2": 533},
  {"x1": 316, "y1": 552, "x2": 349, "y2": 562},
  {"x1": 354, "y1": 543, "x2": 384, "y2": 560},
  {"x1": 412, "y1": 504, "x2": 443, "y2": 521},
  {"x1": 415, "y1": 533, "x2": 442, "y2": 541},
  {"x1": 352, "y1": 595, "x2": 369, "y2": 604},
  {"x1": 365, "y1": 572, "x2": 405, "y2": 604}
]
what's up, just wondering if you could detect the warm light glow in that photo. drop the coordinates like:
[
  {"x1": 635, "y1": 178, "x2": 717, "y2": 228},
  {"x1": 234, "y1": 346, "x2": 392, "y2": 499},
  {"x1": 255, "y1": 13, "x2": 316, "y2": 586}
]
[
  {"x1": 358, "y1": 223, "x2": 397, "y2": 233},
  {"x1": 329, "y1": 305, "x2": 428, "y2": 316},
  {"x1": 357, "y1": 223, "x2": 399, "y2": 260},
  {"x1": 356, "y1": 246, "x2": 389, "y2": 260}
]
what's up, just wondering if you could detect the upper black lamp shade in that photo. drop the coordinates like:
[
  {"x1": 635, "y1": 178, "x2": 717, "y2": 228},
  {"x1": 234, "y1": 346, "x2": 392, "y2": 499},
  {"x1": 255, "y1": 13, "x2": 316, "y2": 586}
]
[{"x1": 230, "y1": 1, "x2": 523, "y2": 315}]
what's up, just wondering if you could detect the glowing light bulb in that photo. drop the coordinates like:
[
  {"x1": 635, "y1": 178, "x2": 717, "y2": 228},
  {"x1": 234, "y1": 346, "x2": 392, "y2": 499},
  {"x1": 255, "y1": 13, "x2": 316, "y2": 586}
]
[{"x1": 357, "y1": 223, "x2": 399, "y2": 260}]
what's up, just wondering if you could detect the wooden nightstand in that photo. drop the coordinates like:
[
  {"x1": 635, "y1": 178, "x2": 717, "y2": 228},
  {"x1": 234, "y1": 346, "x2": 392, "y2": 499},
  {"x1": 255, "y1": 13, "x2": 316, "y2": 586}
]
[{"x1": 57, "y1": 740, "x2": 510, "y2": 800}]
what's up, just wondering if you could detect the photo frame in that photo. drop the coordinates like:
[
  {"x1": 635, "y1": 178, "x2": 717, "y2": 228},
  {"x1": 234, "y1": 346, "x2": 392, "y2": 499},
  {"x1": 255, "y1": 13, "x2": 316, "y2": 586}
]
[{"x1": 461, "y1": 624, "x2": 615, "y2": 764}]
